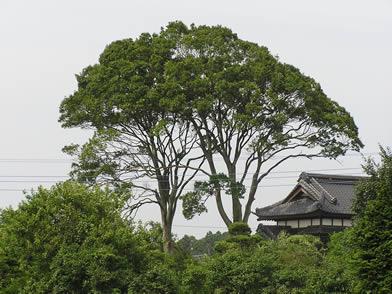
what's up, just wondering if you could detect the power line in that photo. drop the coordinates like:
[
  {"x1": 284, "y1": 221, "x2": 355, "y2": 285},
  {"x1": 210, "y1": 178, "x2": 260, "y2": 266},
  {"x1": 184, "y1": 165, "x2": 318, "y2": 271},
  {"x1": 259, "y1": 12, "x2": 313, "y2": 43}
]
[
  {"x1": 0, "y1": 185, "x2": 293, "y2": 192},
  {"x1": 0, "y1": 159, "x2": 71, "y2": 163},
  {"x1": 0, "y1": 152, "x2": 379, "y2": 163},
  {"x1": 0, "y1": 180, "x2": 63, "y2": 183},
  {"x1": 0, "y1": 175, "x2": 69, "y2": 178},
  {"x1": 0, "y1": 168, "x2": 365, "y2": 190},
  {"x1": 0, "y1": 179, "x2": 365, "y2": 193},
  {"x1": 0, "y1": 167, "x2": 363, "y2": 180},
  {"x1": 0, "y1": 172, "x2": 366, "y2": 184},
  {"x1": 0, "y1": 189, "x2": 25, "y2": 192},
  {"x1": 0, "y1": 167, "x2": 366, "y2": 194}
]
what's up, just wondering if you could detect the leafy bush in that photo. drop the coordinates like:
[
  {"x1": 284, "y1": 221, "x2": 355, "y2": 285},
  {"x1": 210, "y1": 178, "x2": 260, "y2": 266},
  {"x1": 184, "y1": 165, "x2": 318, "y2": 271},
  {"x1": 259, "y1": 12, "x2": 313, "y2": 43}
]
[
  {"x1": 228, "y1": 221, "x2": 252, "y2": 236},
  {"x1": 0, "y1": 182, "x2": 176, "y2": 293},
  {"x1": 351, "y1": 147, "x2": 392, "y2": 292}
]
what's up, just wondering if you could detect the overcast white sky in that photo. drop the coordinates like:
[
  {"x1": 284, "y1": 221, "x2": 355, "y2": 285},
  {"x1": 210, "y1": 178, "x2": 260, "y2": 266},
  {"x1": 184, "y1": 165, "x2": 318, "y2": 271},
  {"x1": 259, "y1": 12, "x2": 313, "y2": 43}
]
[{"x1": 0, "y1": 0, "x2": 391, "y2": 237}]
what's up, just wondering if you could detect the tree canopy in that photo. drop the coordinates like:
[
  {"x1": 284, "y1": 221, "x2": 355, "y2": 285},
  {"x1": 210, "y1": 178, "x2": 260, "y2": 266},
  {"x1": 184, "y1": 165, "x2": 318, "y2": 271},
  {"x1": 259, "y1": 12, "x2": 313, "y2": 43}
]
[
  {"x1": 59, "y1": 21, "x2": 363, "y2": 244},
  {"x1": 162, "y1": 22, "x2": 363, "y2": 224},
  {"x1": 351, "y1": 147, "x2": 392, "y2": 292}
]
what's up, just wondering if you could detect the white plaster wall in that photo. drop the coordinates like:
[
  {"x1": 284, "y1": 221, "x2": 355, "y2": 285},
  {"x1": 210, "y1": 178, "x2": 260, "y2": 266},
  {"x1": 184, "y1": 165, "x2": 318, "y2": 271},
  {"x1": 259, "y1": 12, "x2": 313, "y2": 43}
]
[
  {"x1": 286, "y1": 220, "x2": 298, "y2": 228},
  {"x1": 343, "y1": 219, "x2": 352, "y2": 227},
  {"x1": 333, "y1": 218, "x2": 343, "y2": 226},
  {"x1": 312, "y1": 218, "x2": 320, "y2": 225},
  {"x1": 299, "y1": 219, "x2": 311, "y2": 228}
]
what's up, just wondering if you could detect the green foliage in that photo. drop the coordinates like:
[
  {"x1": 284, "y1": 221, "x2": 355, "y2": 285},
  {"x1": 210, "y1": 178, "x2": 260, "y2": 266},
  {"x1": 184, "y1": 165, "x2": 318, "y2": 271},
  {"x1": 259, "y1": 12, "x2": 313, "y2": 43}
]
[
  {"x1": 59, "y1": 29, "x2": 176, "y2": 130},
  {"x1": 181, "y1": 174, "x2": 245, "y2": 220},
  {"x1": 307, "y1": 230, "x2": 359, "y2": 293},
  {"x1": 177, "y1": 231, "x2": 229, "y2": 256},
  {"x1": 206, "y1": 249, "x2": 275, "y2": 293},
  {"x1": 181, "y1": 234, "x2": 331, "y2": 293},
  {"x1": 128, "y1": 263, "x2": 178, "y2": 294},
  {"x1": 180, "y1": 191, "x2": 208, "y2": 220},
  {"x1": 183, "y1": 149, "x2": 392, "y2": 293},
  {"x1": 165, "y1": 21, "x2": 363, "y2": 224},
  {"x1": 1, "y1": 178, "x2": 379, "y2": 293},
  {"x1": 62, "y1": 132, "x2": 121, "y2": 186},
  {"x1": 135, "y1": 221, "x2": 165, "y2": 252},
  {"x1": 0, "y1": 182, "x2": 176, "y2": 293},
  {"x1": 180, "y1": 262, "x2": 211, "y2": 294},
  {"x1": 269, "y1": 234, "x2": 323, "y2": 292},
  {"x1": 3, "y1": 20, "x2": 374, "y2": 292},
  {"x1": 0, "y1": 180, "x2": 371, "y2": 293},
  {"x1": 59, "y1": 21, "x2": 363, "y2": 228},
  {"x1": 58, "y1": 21, "x2": 212, "y2": 254},
  {"x1": 228, "y1": 221, "x2": 251, "y2": 236},
  {"x1": 351, "y1": 147, "x2": 392, "y2": 292},
  {"x1": 214, "y1": 222, "x2": 263, "y2": 254}
]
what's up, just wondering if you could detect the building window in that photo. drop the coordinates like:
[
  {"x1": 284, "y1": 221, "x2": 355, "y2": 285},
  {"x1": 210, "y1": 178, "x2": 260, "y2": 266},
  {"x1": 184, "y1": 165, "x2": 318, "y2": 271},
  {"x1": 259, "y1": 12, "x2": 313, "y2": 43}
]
[
  {"x1": 277, "y1": 220, "x2": 285, "y2": 226},
  {"x1": 343, "y1": 219, "x2": 352, "y2": 227}
]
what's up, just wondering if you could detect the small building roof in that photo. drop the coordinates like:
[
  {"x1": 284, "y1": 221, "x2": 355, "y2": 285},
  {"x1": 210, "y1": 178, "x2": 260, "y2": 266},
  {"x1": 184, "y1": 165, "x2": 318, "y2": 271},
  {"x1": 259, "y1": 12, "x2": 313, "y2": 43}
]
[{"x1": 255, "y1": 172, "x2": 366, "y2": 220}]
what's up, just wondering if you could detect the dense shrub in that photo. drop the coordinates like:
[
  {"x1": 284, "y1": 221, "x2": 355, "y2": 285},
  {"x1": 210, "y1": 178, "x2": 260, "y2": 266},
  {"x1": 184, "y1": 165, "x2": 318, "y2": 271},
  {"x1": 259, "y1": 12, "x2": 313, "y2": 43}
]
[
  {"x1": 0, "y1": 182, "x2": 177, "y2": 293},
  {"x1": 181, "y1": 231, "x2": 334, "y2": 293},
  {"x1": 351, "y1": 147, "x2": 392, "y2": 292}
]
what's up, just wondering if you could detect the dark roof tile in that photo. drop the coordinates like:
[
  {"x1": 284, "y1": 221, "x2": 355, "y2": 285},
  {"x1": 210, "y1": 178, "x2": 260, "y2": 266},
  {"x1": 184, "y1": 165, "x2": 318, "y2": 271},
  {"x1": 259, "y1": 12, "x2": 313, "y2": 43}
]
[{"x1": 256, "y1": 172, "x2": 365, "y2": 220}]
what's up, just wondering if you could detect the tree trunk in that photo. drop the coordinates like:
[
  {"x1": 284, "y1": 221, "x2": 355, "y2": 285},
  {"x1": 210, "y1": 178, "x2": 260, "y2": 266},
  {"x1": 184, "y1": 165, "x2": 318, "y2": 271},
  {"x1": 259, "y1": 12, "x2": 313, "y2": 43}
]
[
  {"x1": 162, "y1": 222, "x2": 174, "y2": 254},
  {"x1": 243, "y1": 186, "x2": 257, "y2": 223},
  {"x1": 204, "y1": 148, "x2": 232, "y2": 226},
  {"x1": 215, "y1": 189, "x2": 232, "y2": 226},
  {"x1": 229, "y1": 165, "x2": 242, "y2": 222},
  {"x1": 232, "y1": 197, "x2": 243, "y2": 222},
  {"x1": 161, "y1": 206, "x2": 174, "y2": 254},
  {"x1": 243, "y1": 163, "x2": 262, "y2": 223}
]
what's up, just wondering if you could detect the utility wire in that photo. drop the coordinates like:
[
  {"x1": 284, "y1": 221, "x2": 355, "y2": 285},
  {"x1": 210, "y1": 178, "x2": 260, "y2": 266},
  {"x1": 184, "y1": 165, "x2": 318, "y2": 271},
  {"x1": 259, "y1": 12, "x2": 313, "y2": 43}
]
[
  {"x1": 0, "y1": 167, "x2": 366, "y2": 193},
  {"x1": 0, "y1": 175, "x2": 69, "y2": 178},
  {"x1": 0, "y1": 180, "x2": 366, "y2": 193},
  {"x1": 0, "y1": 152, "x2": 378, "y2": 163},
  {"x1": 0, "y1": 172, "x2": 366, "y2": 184},
  {"x1": 0, "y1": 185, "x2": 293, "y2": 192},
  {"x1": 0, "y1": 167, "x2": 363, "y2": 179}
]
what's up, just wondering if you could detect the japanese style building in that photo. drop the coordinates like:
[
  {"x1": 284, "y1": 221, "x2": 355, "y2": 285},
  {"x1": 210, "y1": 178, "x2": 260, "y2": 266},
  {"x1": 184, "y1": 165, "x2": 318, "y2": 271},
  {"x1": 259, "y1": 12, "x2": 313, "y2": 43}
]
[{"x1": 256, "y1": 172, "x2": 365, "y2": 241}]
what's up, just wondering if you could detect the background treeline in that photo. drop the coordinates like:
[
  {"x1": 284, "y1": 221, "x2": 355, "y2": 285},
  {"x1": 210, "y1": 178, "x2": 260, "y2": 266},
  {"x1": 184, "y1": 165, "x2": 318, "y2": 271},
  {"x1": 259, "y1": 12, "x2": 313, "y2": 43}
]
[{"x1": 1, "y1": 148, "x2": 391, "y2": 293}]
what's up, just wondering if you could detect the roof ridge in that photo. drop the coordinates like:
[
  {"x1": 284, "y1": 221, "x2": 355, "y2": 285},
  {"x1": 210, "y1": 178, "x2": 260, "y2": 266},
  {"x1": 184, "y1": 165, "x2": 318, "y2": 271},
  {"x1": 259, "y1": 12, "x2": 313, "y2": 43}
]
[
  {"x1": 299, "y1": 179, "x2": 323, "y2": 201},
  {"x1": 255, "y1": 197, "x2": 314, "y2": 212},
  {"x1": 310, "y1": 178, "x2": 337, "y2": 204},
  {"x1": 301, "y1": 172, "x2": 366, "y2": 181}
]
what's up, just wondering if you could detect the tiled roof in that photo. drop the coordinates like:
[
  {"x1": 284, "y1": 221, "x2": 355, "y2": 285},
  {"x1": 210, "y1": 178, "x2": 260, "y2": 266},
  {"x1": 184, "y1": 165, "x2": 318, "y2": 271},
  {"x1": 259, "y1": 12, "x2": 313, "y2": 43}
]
[{"x1": 255, "y1": 172, "x2": 366, "y2": 220}]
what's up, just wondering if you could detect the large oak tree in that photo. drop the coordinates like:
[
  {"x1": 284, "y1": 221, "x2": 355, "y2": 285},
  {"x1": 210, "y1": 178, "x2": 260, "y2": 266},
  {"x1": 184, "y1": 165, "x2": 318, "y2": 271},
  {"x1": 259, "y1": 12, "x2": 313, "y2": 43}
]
[{"x1": 60, "y1": 22, "x2": 363, "y2": 247}]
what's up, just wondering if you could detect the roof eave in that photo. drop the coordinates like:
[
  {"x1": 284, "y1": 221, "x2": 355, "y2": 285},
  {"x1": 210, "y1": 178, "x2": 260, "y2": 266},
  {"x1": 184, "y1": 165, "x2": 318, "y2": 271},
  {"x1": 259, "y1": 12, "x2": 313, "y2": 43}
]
[{"x1": 257, "y1": 210, "x2": 354, "y2": 221}]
